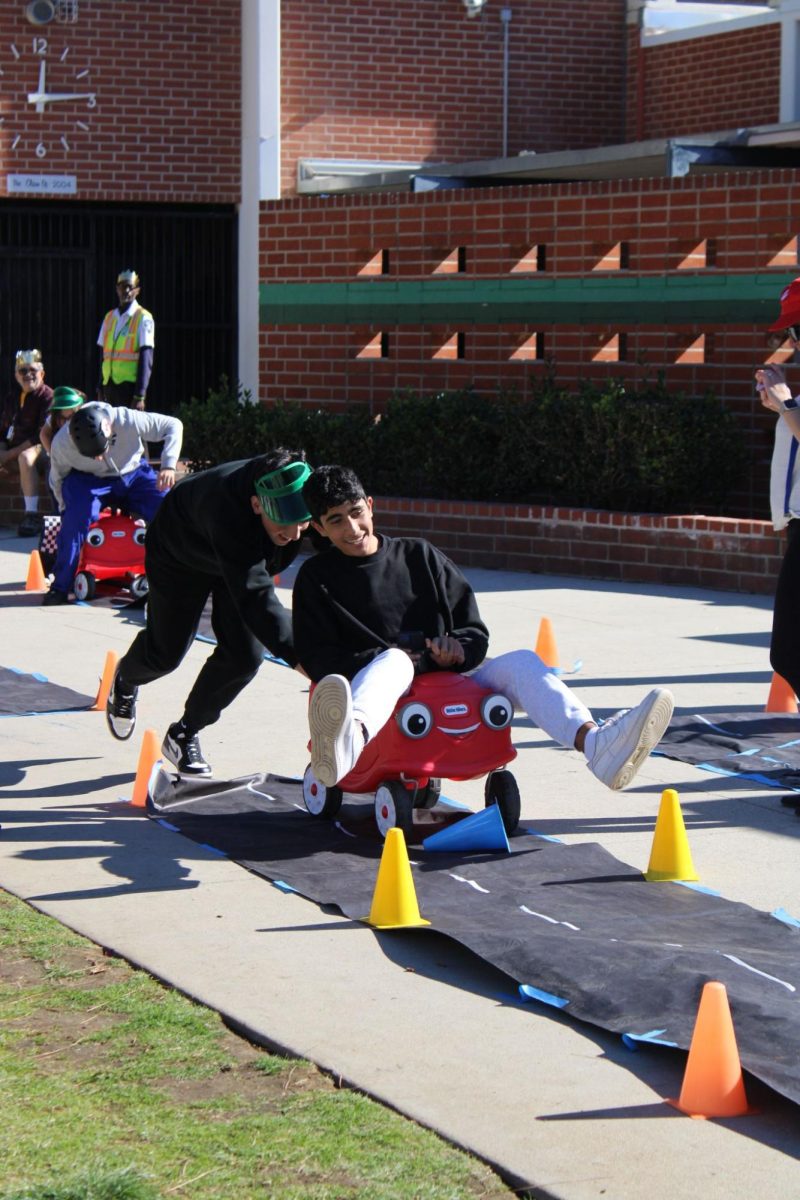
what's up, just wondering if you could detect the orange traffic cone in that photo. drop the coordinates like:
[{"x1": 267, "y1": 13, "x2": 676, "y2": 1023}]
[
  {"x1": 535, "y1": 617, "x2": 559, "y2": 670},
  {"x1": 765, "y1": 672, "x2": 798, "y2": 713},
  {"x1": 131, "y1": 728, "x2": 161, "y2": 808},
  {"x1": 668, "y1": 981, "x2": 751, "y2": 1118},
  {"x1": 25, "y1": 549, "x2": 46, "y2": 592},
  {"x1": 92, "y1": 651, "x2": 119, "y2": 711}
]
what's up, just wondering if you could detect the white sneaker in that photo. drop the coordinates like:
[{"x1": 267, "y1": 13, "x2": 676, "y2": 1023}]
[
  {"x1": 586, "y1": 687, "x2": 674, "y2": 791},
  {"x1": 309, "y1": 674, "x2": 365, "y2": 787}
]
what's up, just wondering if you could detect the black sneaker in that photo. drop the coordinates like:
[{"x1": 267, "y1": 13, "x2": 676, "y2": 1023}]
[
  {"x1": 162, "y1": 723, "x2": 212, "y2": 778},
  {"x1": 42, "y1": 587, "x2": 69, "y2": 606},
  {"x1": 106, "y1": 672, "x2": 138, "y2": 740},
  {"x1": 17, "y1": 512, "x2": 43, "y2": 537}
]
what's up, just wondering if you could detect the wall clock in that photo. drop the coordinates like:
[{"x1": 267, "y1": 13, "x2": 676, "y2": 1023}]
[{"x1": 1, "y1": 33, "x2": 95, "y2": 157}]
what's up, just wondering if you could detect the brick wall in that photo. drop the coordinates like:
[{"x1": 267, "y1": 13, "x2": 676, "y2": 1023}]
[
  {"x1": 625, "y1": 22, "x2": 780, "y2": 141},
  {"x1": 0, "y1": 1, "x2": 241, "y2": 203},
  {"x1": 259, "y1": 172, "x2": 800, "y2": 519},
  {"x1": 281, "y1": 0, "x2": 626, "y2": 196},
  {"x1": 376, "y1": 496, "x2": 783, "y2": 596},
  {"x1": 0, "y1": 466, "x2": 780, "y2": 598}
]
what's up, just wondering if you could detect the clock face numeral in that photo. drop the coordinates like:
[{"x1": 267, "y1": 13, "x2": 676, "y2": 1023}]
[{"x1": 4, "y1": 39, "x2": 96, "y2": 157}]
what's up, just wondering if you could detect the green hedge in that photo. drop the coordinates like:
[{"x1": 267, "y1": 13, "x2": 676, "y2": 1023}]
[{"x1": 176, "y1": 377, "x2": 747, "y2": 515}]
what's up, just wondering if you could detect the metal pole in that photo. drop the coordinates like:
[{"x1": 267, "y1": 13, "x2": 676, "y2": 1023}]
[{"x1": 501, "y1": 7, "x2": 512, "y2": 158}]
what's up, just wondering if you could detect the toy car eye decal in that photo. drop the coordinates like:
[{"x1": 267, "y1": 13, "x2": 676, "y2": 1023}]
[
  {"x1": 481, "y1": 694, "x2": 513, "y2": 730},
  {"x1": 133, "y1": 528, "x2": 146, "y2": 546},
  {"x1": 86, "y1": 528, "x2": 105, "y2": 547},
  {"x1": 397, "y1": 702, "x2": 433, "y2": 739}
]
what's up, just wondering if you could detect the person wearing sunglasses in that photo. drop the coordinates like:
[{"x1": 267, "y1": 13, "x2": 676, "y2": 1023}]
[
  {"x1": 756, "y1": 279, "x2": 800, "y2": 698},
  {"x1": 0, "y1": 349, "x2": 53, "y2": 537},
  {"x1": 105, "y1": 448, "x2": 311, "y2": 779}
]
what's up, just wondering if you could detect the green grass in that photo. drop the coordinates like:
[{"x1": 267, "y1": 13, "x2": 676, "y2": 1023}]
[{"x1": 0, "y1": 890, "x2": 521, "y2": 1200}]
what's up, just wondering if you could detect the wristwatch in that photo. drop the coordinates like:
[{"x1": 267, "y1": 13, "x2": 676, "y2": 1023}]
[{"x1": 783, "y1": 397, "x2": 799, "y2": 411}]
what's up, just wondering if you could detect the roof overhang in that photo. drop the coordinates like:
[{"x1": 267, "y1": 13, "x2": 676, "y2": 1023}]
[{"x1": 297, "y1": 121, "x2": 800, "y2": 195}]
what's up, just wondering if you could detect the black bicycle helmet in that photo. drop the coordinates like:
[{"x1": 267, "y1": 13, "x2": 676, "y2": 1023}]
[{"x1": 70, "y1": 403, "x2": 110, "y2": 458}]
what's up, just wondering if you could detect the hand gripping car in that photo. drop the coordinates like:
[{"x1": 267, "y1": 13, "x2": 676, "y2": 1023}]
[
  {"x1": 72, "y1": 509, "x2": 148, "y2": 601},
  {"x1": 303, "y1": 671, "x2": 520, "y2": 838}
]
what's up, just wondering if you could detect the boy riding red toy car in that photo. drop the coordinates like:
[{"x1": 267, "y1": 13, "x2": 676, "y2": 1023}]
[{"x1": 303, "y1": 671, "x2": 520, "y2": 838}]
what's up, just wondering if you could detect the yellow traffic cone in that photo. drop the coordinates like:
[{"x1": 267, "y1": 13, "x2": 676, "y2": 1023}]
[
  {"x1": 535, "y1": 616, "x2": 559, "y2": 670},
  {"x1": 92, "y1": 650, "x2": 119, "y2": 711},
  {"x1": 25, "y1": 549, "x2": 46, "y2": 592},
  {"x1": 366, "y1": 828, "x2": 430, "y2": 929},
  {"x1": 645, "y1": 788, "x2": 699, "y2": 882},
  {"x1": 668, "y1": 981, "x2": 751, "y2": 1118},
  {"x1": 131, "y1": 728, "x2": 161, "y2": 809},
  {"x1": 765, "y1": 672, "x2": 798, "y2": 714}
]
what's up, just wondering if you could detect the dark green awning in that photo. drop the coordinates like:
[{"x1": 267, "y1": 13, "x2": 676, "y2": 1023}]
[{"x1": 260, "y1": 272, "x2": 793, "y2": 326}]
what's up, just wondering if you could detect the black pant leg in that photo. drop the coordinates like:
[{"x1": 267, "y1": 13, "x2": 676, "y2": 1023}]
[
  {"x1": 118, "y1": 557, "x2": 211, "y2": 689},
  {"x1": 102, "y1": 380, "x2": 137, "y2": 408},
  {"x1": 770, "y1": 520, "x2": 800, "y2": 694},
  {"x1": 181, "y1": 580, "x2": 266, "y2": 732}
]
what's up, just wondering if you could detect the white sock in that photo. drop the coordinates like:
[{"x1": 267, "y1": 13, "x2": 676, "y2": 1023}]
[
  {"x1": 24, "y1": 497, "x2": 39, "y2": 513},
  {"x1": 582, "y1": 727, "x2": 598, "y2": 760}
]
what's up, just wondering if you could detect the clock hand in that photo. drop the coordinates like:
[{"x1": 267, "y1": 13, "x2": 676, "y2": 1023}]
[
  {"x1": 27, "y1": 91, "x2": 96, "y2": 105},
  {"x1": 33, "y1": 59, "x2": 46, "y2": 114}
]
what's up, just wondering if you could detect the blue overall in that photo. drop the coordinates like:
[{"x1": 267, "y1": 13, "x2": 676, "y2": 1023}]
[{"x1": 52, "y1": 462, "x2": 165, "y2": 594}]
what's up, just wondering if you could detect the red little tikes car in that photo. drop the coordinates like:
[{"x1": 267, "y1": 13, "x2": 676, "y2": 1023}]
[
  {"x1": 303, "y1": 671, "x2": 520, "y2": 838},
  {"x1": 73, "y1": 510, "x2": 148, "y2": 602}
]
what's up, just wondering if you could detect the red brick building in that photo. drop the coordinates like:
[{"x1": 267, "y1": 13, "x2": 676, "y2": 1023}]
[{"x1": 2, "y1": 0, "x2": 799, "y2": 589}]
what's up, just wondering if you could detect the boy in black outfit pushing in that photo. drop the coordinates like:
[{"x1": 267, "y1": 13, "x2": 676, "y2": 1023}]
[{"x1": 292, "y1": 465, "x2": 674, "y2": 795}]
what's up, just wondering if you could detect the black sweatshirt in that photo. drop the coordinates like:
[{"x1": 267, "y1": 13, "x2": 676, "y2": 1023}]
[
  {"x1": 292, "y1": 535, "x2": 489, "y2": 682},
  {"x1": 144, "y1": 458, "x2": 301, "y2": 666}
]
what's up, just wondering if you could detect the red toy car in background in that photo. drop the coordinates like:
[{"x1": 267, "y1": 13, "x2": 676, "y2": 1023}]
[
  {"x1": 303, "y1": 671, "x2": 520, "y2": 838},
  {"x1": 72, "y1": 510, "x2": 148, "y2": 601}
]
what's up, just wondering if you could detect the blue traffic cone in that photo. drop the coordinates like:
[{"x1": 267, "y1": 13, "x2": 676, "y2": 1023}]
[{"x1": 423, "y1": 803, "x2": 510, "y2": 853}]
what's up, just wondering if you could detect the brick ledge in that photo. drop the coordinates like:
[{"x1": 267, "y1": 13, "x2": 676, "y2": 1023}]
[{"x1": 375, "y1": 496, "x2": 781, "y2": 596}]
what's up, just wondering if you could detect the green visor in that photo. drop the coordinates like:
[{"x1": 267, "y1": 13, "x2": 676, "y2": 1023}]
[
  {"x1": 254, "y1": 460, "x2": 312, "y2": 524},
  {"x1": 51, "y1": 386, "x2": 84, "y2": 411}
]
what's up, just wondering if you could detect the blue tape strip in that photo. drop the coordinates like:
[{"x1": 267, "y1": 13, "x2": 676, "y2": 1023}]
[
  {"x1": 520, "y1": 828, "x2": 564, "y2": 842},
  {"x1": 675, "y1": 880, "x2": 721, "y2": 897},
  {"x1": 622, "y1": 1029, "x2": 679, "y2": 1050},
  {"x1": 772, "y1": 907, "x2": 800, "y2": 928},
  {"x1": 7, "y1": 666, "x2": 49, "y2": 682},
  {"x1": 272, "y1": 879, "x2": 298, "y2": 894},
  {"x1": 156, "y1": 819, "x2": 180, "y2": 832},
  {"x1": 519, "y1": 983, "x2": 569, "y2": 1009},
  {"x1": 197, "y1": 842, "x2": 228, "y2": 858}
]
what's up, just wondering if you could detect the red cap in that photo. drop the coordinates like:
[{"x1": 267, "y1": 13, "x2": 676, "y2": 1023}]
[{"x1": 770, "y1": 277, "x2": 800, "y2": 330}]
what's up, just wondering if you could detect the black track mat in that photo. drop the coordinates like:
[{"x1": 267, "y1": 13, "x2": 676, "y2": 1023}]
[
  {"x1": 658, "y1": 711, "x2": 800, "y2": 791},
  {"x1": 148, "y1": 769, "x2": 800, "y2": 1106},
  {"x1": 0, "y1": 666, "x2": 94, "y2": 715}
]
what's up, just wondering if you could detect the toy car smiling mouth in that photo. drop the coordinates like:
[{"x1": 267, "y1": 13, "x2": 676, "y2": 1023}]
[{"x1": 303, "y1": 672, "x2": 520, "y2": 839}]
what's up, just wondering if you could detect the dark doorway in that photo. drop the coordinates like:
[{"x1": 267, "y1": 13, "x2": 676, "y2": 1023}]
[{"x1": 0, "y1": 201, "x2": 237, "y2": 413}]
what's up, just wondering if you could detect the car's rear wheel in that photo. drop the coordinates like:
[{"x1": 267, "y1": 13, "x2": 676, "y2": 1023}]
[
  {"x1": 302, "y1": 764, "x2": 343, "y2": 819},
  {"x1": 73, "y1": 571, "x2": 96, "y2": 601},
  {"x1": 375, "y1": 780, "x2": 415, "y2": 839}
]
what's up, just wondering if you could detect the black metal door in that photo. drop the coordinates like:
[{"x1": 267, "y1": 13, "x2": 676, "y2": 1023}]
[{"x1": 0, "y1": 201, "x2": 237, "y2": 413}]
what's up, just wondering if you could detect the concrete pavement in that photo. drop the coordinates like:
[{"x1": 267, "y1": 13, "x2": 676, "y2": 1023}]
[{"x1": 0, "y1": 524, "x2": 798, "y2": 1199}]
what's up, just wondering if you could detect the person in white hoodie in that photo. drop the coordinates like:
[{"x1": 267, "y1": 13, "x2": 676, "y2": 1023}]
[{"x1": 44, "y1": 400, "x2": 182, "y2": 605}]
